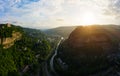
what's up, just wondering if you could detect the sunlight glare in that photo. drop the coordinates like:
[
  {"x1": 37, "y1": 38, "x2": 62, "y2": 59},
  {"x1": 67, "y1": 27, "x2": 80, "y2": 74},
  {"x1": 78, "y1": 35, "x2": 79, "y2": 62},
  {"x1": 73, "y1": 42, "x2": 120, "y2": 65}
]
[{"x1": 81, "y1": 12, "x2": 97, "y2": 25}]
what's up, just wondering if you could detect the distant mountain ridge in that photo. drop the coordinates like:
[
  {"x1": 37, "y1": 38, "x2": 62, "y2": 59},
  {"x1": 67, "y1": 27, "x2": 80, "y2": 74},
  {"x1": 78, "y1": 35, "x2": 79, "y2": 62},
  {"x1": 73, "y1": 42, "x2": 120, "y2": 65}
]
[{"x1": 44, "y1": 26, "x2": 77, "y2": 38}]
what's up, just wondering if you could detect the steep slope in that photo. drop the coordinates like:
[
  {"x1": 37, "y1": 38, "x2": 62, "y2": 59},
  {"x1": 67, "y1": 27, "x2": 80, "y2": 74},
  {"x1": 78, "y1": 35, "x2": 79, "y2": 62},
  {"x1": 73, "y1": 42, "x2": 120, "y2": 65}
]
[
  {"x1": 0, "y1": 23, "x2": 22, "y2": 48},
  {"x1": 57, "y1": 25, "x2": 120, "y2": 76},
  {"x1": 66, "y1": 26, "x2": 119, "y2": 55},
  {"x1": 0, "y1": 24, "x2": 51, "y2": 76}
]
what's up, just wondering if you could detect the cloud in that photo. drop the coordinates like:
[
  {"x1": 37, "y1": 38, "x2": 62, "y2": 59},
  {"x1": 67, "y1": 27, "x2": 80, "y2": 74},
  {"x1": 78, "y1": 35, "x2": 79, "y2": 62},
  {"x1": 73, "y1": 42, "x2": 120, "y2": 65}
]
[
  {"x1": 0, "y1": 0, "x2": 120, "y2": 29},
  {"x1": 103, "y1": 0, "x2": 120, "y2": 17}
]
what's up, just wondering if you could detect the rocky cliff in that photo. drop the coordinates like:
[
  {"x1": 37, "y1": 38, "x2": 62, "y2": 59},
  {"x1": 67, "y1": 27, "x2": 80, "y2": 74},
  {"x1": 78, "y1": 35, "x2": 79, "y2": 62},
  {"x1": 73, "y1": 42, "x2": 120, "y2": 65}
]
[
  {"x1": 2, "y1": 32, "x2": 22, "y2": 49},
  {"x1": 0, "y1": 24, "x2": 22, "y2": 49}
]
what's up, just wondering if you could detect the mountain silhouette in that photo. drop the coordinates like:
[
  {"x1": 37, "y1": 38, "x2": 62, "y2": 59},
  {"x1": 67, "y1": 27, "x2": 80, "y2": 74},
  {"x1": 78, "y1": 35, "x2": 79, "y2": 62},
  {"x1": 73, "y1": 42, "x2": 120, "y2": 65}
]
[{"x1": 57, "y1": 25, "x2": 120, "y2": 76}]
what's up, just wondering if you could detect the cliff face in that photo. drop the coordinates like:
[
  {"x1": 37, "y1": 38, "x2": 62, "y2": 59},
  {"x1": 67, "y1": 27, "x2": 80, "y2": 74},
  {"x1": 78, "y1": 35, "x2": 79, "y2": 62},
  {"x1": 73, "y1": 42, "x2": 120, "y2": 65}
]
[
  {"x1": 2, "y1": 32, "x2": 22, "y2": 49},
  {"x1": 0, "y1": 24, "x2": 22, "y2": 49}
]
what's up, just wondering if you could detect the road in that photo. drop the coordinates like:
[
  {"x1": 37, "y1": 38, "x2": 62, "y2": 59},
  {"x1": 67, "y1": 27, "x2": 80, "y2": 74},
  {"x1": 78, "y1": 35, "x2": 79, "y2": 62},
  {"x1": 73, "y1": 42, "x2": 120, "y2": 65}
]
[
  {"x1": 21, "y1": 37, "x2": 64, "y2": 76},
  {"x1": 49, "y1": 37, "x2": 64, "y2": 75},
  {"x1": 41, "y1": 37, "x2": 64, "y2": 76}
]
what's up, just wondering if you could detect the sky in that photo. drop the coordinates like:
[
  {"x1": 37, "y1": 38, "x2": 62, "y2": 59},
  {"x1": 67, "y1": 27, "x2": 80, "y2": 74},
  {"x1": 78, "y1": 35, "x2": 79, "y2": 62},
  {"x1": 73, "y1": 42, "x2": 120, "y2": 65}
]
[{"x1": 0, "y1": 0, "x2": 120, "y2": 29}]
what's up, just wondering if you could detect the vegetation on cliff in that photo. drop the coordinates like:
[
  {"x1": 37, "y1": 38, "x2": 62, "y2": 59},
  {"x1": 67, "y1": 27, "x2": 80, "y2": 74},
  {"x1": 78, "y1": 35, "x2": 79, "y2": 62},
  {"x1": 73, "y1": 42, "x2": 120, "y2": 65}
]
[{"x1": 0, "y1": 24, "x2": 51, "y2": 76}]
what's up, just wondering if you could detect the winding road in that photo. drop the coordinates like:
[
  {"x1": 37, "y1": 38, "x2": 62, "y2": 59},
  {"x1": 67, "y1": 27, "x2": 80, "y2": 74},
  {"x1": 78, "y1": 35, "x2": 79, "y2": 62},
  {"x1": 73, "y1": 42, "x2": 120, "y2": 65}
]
[
  {"x1": 50, "y1": 37, "x2": 64, "y2": 75},
  {"x1": 42, "y1": 37, "x2": 64, "y2": 76}
]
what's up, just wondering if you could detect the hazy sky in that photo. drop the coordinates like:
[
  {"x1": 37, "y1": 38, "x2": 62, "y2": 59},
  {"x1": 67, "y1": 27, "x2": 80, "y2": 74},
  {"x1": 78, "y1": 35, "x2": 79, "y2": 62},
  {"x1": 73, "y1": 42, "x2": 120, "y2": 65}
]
[{"x1": 0, "y1": 0, "x2": 120, "y2": 29}]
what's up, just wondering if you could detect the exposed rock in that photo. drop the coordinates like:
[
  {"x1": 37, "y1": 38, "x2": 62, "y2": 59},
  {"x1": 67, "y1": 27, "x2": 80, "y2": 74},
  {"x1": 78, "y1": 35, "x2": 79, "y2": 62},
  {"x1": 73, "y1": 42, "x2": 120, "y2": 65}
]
[
  {"x1": 3, "y1": 32, "x2": 22, "y2": 49},
  {"x1": 0, "y1": 24, "x2": 22, "y2": 49}
]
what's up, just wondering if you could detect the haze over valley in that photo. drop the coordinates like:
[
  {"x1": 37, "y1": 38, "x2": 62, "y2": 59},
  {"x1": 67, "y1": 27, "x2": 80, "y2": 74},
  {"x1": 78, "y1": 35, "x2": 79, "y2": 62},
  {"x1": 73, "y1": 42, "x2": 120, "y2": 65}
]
[{"x1": 1, "y1": 0, "x2": 120, "y2": 76}]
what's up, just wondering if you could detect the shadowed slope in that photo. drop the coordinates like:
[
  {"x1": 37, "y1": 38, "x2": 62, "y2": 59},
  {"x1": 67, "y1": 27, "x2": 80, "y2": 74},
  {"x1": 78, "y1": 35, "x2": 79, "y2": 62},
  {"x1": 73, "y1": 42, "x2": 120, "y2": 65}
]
[{"x1": 57, "y1": 25, "x2": 120, "y2": 76}]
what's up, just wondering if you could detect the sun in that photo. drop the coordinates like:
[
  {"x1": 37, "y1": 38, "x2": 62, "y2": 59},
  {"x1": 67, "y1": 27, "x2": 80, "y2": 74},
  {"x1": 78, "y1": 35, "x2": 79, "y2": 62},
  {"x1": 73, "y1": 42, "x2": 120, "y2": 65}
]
[{"x1": 81, "y1": 12, "x2": 97, "y2": 25}]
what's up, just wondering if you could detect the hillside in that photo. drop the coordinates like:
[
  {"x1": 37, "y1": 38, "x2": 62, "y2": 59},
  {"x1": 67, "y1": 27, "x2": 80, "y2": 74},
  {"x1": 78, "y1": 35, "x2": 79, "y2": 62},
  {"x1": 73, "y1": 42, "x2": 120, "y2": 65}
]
[
  {"x1": 0, "y1": 24, "x2": 52, "y2": 76},
  {"x1": 44, "y1": 26, "x2": 77, "y2": 38},
  {"x1": 57, "y1": 25, "x2": 120, "y2": 76}
]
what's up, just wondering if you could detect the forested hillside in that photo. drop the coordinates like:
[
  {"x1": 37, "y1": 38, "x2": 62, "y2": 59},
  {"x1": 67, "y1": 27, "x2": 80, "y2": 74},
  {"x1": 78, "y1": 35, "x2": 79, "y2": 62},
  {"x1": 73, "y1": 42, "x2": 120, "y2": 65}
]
[
  {"x1": 57, "y1": 25, "x2": 120, "y2": 76},
  {"x1": 0, "y1": 24, "x2": 51, "y2": 76}
]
